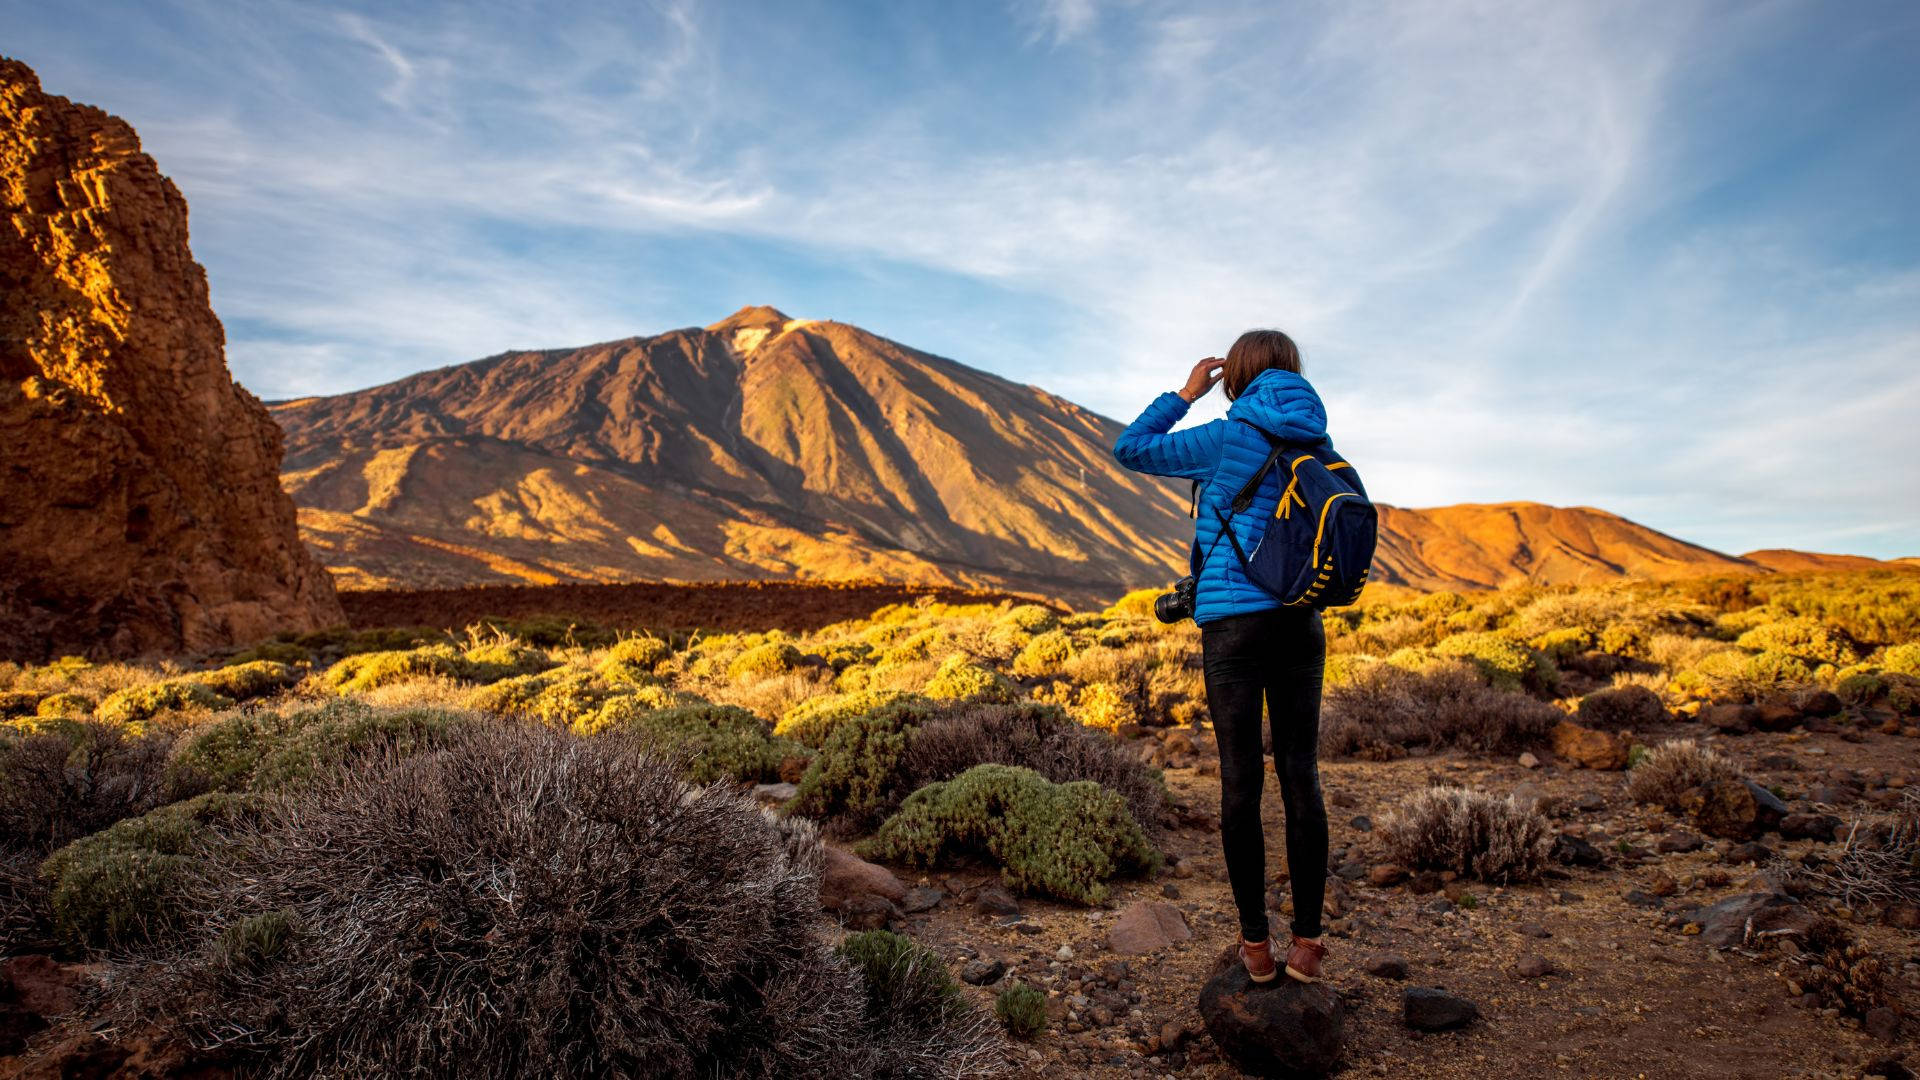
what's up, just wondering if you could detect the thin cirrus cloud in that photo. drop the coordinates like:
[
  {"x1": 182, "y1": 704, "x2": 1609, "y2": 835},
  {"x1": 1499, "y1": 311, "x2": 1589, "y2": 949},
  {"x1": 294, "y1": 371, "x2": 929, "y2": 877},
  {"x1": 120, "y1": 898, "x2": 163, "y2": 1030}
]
[{"x1": 2, "y1": 0, "x2": 1916, "y2": 558}]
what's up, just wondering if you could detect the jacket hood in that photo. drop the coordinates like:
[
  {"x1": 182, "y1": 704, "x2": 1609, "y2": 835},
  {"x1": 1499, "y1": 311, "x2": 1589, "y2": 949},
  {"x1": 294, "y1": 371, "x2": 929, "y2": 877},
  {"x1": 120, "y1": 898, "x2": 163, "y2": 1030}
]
[{"x1": 1225, "y1": 368, "x2": 1327, "y2": 442}]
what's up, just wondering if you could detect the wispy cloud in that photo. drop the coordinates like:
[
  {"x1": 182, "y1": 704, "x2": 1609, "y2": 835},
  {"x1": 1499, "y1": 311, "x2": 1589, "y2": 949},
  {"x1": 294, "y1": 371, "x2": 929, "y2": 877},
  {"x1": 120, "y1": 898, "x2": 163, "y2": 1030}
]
[{"x1": 4, "y1": 0, "x2": 1915, "y2": 556}]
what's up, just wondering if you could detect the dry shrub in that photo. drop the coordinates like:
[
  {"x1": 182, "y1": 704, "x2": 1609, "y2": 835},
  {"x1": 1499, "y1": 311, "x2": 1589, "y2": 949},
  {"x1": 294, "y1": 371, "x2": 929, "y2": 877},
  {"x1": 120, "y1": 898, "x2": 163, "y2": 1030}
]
[
  {"x1": 1377, "y1": 786, "x2": 1550, "y2": 883},
  {"x1": 1784, "y1": 918, "x2": 1891, "y2": 1019},
  {"x1": 0, "y1": 721, "x2": 174, "y2": 855},
  {"x1": 119, "y1": 724, "x2": 998, "y2": 1079},
  {"x1": 1573, "y1": 684, "x2": 1668, "y2": 730},
  {"x1": 1319, "y1": 664, "x2": 1560, "y2": 760},
  {"x1": 1800, "y1": 788, "x2": 1920, "y2": 908},
  {"x1": 1626, "y1": 739, "x2": 1739, "y2": 810}
]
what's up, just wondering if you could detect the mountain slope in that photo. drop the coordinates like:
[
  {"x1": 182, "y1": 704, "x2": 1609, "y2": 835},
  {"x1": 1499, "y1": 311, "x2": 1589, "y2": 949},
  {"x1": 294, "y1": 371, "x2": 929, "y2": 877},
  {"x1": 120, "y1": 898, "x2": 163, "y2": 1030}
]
[
  {"x1": 273, "y1": 307, "x2": 1904, "y2": 603},
  {"x1": 274, "y1": 307, "x2": 1192, "y2": 604}
]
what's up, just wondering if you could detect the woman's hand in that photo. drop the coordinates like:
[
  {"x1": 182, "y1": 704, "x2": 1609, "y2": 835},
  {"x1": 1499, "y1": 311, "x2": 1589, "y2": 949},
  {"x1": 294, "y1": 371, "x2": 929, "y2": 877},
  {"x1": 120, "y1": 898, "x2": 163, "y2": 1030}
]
[{"x1": 1179, "y1": 357, "x2": 1226, "y2": 403}]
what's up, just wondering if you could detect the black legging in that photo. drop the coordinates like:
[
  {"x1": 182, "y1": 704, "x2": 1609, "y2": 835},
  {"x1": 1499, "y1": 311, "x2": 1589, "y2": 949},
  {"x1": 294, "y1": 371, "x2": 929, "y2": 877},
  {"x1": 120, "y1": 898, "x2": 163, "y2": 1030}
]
[{"x1": 1200, "y1": 607, "x2": 1328, "y2": 942}]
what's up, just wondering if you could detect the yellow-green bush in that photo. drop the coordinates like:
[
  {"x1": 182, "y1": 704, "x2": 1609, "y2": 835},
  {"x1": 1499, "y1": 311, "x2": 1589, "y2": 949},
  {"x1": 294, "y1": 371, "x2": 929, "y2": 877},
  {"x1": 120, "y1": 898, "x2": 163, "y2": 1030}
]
[
  {"x1": 191, "y1": 660, "x2": 300, "y2": 701},
  {"x1": 1011, "y1": 630, "x2": 1075, "y2": 677},
  {"x1": 460, "y1": 640, "x2": 557, "y2": 683},
  {"x1": 322, "y1": 645, "x2": 467, "y2": 694},
  {"x1": 999, "y1": 604, "x2": 1060, "y2": 634},
  {"x1": 1531, "y1": 627, "x2": 1593, "y2": 662},
  {"x1": 0, "y1": 690, "x2": 41, "y2": 717},
  {"x1": 1067, "y1": 681, "x2": 1137, "y2": 733},
  {"x1": 97, "y1": 679, "x2": 234, "y2": 727},
  {"x1": 1433, "y1": 632, "x2": 1555, "y2": 694},
  {"x1": 34, "y1": 691, "x2": 95, "y2": 718},
  {"x1": 589, "y1": 700, "x2": 800, "y2": 784},
  {"x1": 165, "y1": 701, "x2": 481, "y2": 797},
  {"x1": 860, "y1": 764, "x2": 1158, "y2": 905},
  {"x1": 775, "y1": 688, "x2": 915, "y2": 746},
  {"x1": 1881, "y1": 642, "x2": 1920, "y2": 677},
  {"x1": 1735, "y1": 617, "x2": 1859, "y2": 667},
  {"x1": 1597, "y1": 622, "x2": 1651, "y2": 658},
  {"x1": 598, "y1": 634, "x2": 672, "y2": 682},
  {"x1": 465, "y1": 669, "x2": 622, "y2": 727},
  {"x1": 924, "y1": 654, "x2": 1018, "y2": 703},
  {"x1": 1102, "y1": 588, "x2": 1162, "y2": 621},
  {"x1": 728, "y1": 642, "x2": 806, "y2": 682}
]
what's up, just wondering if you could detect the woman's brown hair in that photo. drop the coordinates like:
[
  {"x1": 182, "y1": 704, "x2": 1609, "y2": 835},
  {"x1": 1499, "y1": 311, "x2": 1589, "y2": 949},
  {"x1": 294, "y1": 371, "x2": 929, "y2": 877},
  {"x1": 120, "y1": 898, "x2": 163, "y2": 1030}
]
[{"x1": 1222, "y1": 329, "x2": 1302, "y2": 400}]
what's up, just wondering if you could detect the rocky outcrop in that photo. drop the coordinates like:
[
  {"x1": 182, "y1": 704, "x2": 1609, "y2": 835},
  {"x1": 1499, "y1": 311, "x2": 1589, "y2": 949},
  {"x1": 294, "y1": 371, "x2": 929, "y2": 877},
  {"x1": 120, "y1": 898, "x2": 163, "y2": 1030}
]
[
  {"x1": 1197, "y1": 944, "x2": 1344, "y2": 1077},
  {"x1": 0, "y1": 57, "x2": 340, "y2": 660}
]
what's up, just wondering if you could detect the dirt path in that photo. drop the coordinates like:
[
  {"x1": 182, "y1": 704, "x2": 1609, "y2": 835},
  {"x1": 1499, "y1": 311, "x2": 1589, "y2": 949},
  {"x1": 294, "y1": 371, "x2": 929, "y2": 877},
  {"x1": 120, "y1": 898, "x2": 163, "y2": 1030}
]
[{"x1": 892, "y1": 722, "x2": 1919, "y2": 1078}]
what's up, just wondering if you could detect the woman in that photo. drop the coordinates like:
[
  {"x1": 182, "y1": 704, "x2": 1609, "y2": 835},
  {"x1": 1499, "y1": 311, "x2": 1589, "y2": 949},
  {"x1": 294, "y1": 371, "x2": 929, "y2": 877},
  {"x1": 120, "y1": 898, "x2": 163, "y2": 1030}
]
[{"x1": 1111, "y1": 329, "x2": 1331, "y2": 985}]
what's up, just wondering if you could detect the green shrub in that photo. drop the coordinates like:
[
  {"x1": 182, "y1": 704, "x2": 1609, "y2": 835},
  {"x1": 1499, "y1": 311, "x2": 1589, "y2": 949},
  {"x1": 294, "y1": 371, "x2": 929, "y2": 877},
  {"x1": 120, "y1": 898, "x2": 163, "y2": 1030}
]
[
  {"x1": 729, "y1": 642, "x2": 806, "y2": 682},
  {"x1": 1433, "y1": 632, "x2": 1556, "y2": 694},
  {"x1": 791, "y1": 700, "x2": 937, "y2": 830},
  {"x1": 1011, "y1": 630, "x2": 1075, "y2": 677},
  {"x1": 192, "y1": 660, "x2": 300, "y2": 701},
  {"x1": 590, "y1": 700, "x2": 799, "y2": 784},
  {"x1": 818, "y1": 641, "x2": 874, "y2": 671},
  {"x1": 165, "y1": 701, "x2": 481, "y2": 797},
  {"x1": 97, "y1": 680, "x2": 234, "y2": 727},
  {"x1": 776, "y1": 689, "x2": 915, "y2": 747},
  {"x1": 41, "y1": 791, "x2": 263, "y2": 950},
  {"x1": 836, "y1": 929, "x2": 983, "y2": 1050},
  {"x1": 1377, "y1": 786, "x2": 1550, "y2": 883},
  {"x1": 228, "y1": 641, "x2": 314, "y2": 665},
  {"x1": 599, "y1": 634, "x2": 673, "y2": 680},
  {"x1": 34, "y1": 691, "x2": 95, "y2": 718},
  {"x1": 861, "y1": 764, "x2": 1159, "y2": 905},
  {"x1": 1574, "y1": 685, "x2": 1668, "y2": 730},
  {"x1": 464, "y1": 670, "x2": 620, "y2": 728},
  {"x1": 1000, "y1": 604, "x2": 1060, "y2": 634},
  {"x1": 1735, "y1": 617, "x2": 1859, "y2": 666},
  {"x1": 924, "y1": 654, "x2": 1018, "y2": 703},
  {"x1": 1597, "y1": 622, "x2": 1651, "y2": 658},
  {"x1": 1531, "y1": 627, "x2": 1593, "y2": 662},
  {"x1": 1835, "y1": 670, "x2": 1887, "y2": 706},
  {"x1": 214, "y1": 909, "x2": 296, "y2": 972},
  {"x1": 995, "y1": 982, "x2": 1048, "y2": 1038},
  {"x1": 321, "y1": 644, "x2": 468, "y2": 694},
  {"x1": 1746, "y1": 650, "x2": 1815, "y2": 687},
  {"x1": 460, "y1": 639, "x2": 556, "y2": 683}
]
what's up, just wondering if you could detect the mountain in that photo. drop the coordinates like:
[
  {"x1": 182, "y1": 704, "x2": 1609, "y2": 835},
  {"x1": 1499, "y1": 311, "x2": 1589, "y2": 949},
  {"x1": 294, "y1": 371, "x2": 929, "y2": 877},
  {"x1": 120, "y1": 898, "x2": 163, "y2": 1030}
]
[
  {"x1": 0, "y1": 57, "x2": 340, "y2": 661},
  {"x1": 272, "y1": 307, "x2": 1908, "y2": 604},
  {"x1": 273, "y1": 307, "x2": 1191, "y2": 605},
  {"x1": 1737, "y1": 549, "x2": 1894, "y2": 574}
]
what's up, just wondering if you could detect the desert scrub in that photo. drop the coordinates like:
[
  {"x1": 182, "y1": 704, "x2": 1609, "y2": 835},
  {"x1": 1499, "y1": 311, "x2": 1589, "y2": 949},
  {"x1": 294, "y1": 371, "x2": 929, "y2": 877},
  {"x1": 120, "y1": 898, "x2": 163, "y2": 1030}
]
[
  {"x1": 97, "y1": 679, "x2": 234, "y2": 727},
  {"x1": 1530, "y1": 627, "x2": 1594, "y2": 662},
  {"x1": 923, "y1": 654, "x2": 1018, "y2": 703},
  {"x1": 1377, "y1": 786, "x2": 1550, "y2": 883},
  {"x1": 589, "y1": 700, "x2": 800, "y2": 784},
  {"x1": 1734, "y1": 617, "x2": 1859, "y2": 666},
  {"x1": 1573, "y1": 685, "x2": 1668, "y2": 730},
  {"x1": 790, "y1": 699, "x2": 941, "y2": 831},
  {"x1": 1, "y1": 720, "x2": 175, "y2": 857},
  {"x1": 1063, "y1": 680, "x2": 1137, "y2": 732},
  {"x1": 995, "y1": 982, "x2": 1048, "y2": 1038},
  {"x1": 115, "y1": 724, "x2": 994, "y2": 1079},
  {"x1": 1320, "y1": 664, "x2": 1560, "y2": 760},
  {"x1": 775, "y1": 688, "x2": 916, "y2": 747},
  {"x1": 164, "y1": 700, "x2": 482, "y2": 798},
  {"x1": 1101, "y1": 588, "x2": 1162, "y2": 622},
  {"x1": 463, "y1": 669, "x2": 621, "y2": 728},
  {"x1": 1879, "y1": 641, "x2": 1920, "y2": 677},
  {"x1": 189, "y1": 660, "x2": 301, "y2": 702},
  {"x1": 1433, "y1": 632, "x2": 1556, "y2": 694},
  {"x1": 321, "y1": 644, "x2": 467, "y2": 695},
  {"x1": 836, "y1": 929, "x2": 996, "y2": 1070},
  {"x1": 861, "y1": 764, "x2": 1159, "y2": 904},
  {"x1": 33, "y1": 691, "x2": 95, "y2": 718},
  {"x1": 597, "y1": 634, "x2": 672, "y2": 681},
  {"x1": 1626, "y1": 739, "x2": 1740, "y2": 810},
  {"x1": 1011, "y1": 630, "x2": 1075, "y2": 677},
  {"x1": 729, "y1": 641, "x2": 806, "y2": 682},
  {"x1": 41, "y1": 790, "x2": 264, "y2": 951}
]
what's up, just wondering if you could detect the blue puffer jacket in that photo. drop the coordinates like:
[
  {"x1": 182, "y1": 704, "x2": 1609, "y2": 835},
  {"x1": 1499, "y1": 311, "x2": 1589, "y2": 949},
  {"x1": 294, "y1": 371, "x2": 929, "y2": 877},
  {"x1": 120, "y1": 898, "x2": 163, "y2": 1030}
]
[{"x1": 1112, "y1": 368, "x2": 1333, "y2": 625}]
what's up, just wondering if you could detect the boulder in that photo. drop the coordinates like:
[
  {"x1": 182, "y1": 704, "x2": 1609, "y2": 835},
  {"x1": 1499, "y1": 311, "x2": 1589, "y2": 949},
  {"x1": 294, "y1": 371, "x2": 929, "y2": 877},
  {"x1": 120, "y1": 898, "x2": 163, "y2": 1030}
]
[
  {"x1": 1751, "y1": 702, "x2": 1801, "y2": 732},
  {"x1": 1778, "y1": 812, "x2": 1842, "y2": 842},
  {"x1": 1698, "y1": 703, "x2": 1757, "y2": 735},
  {"x1": 1550, "y1": 720, "x2": 1631, "y2": 770},
  {"x1": 1107, "y1": 901, "x2": 1192, "y2": 955},
  {"x1": 1198, "y1": 945, "x2": 1345, "y2": 1077},
  {"x1": 1682, "y1": 779, "x2": 1788, "y2": 840},
  {"x1": 1363, "y1": 954, "x2": 1410, "y2": 980},
  {"x1": 1550, "y1": 833, "x2": 1605, "y2": 867},
  {"x1": 973, "y1": 884, "x2": 1021, "y2": 916},
  {"x1": 0, "y1": 58, "x2": 341, "y2": 660},
  {"x1": 0, "y1": 955, "x2": 84, "y2": 1055},
  {"x1": 1402, "y1": 987, "x2": 1479, "y2": 1031},
  {"x1": 819, "y1": 845, "x2": 905, "y2": 927},
  {"x1": 960, "y1": 958, "x2": 1007, "y2": 986}
]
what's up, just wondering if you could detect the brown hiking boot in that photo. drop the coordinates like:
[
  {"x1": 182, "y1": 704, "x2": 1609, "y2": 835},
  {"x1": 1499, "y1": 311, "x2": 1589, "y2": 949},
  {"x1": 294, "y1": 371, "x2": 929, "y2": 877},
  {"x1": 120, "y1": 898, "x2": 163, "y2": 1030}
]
[
  {"x1": 1240, "y1": 937, "x2": 1279, "y2": 984},
  {"x1": 1285, "y1": 935, "x2": 1326, "y2": 983}
]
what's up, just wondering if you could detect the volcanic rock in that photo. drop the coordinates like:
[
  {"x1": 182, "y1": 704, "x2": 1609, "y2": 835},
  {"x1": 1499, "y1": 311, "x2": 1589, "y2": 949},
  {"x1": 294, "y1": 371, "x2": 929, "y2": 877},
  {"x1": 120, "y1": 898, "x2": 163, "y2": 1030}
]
[
  {"x1": 1199, "y1": 945, "x2": 1345, "y2": 1076},
  {"x1": 0, "y1": 58, "x2": 341, "y2": 660},
  {"x1": 1550, "y1": 720, "x2": 1631, "y2": 770},
  {"x1": 1107, "y1": 901, "x2": 1192, "y2": 955},
  {"x1": 1682, "y1": 779, "x2": 1788, "y2": 840},
  {"x1": 1402, "y1": 987, "x2": 1479, "y2": 1031}
]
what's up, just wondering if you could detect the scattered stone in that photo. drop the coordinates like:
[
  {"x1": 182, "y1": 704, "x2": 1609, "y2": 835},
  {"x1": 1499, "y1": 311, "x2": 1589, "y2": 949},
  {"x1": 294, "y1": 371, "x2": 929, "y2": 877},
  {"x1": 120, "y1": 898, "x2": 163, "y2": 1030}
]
[
  {"x1": 1107, "y1": 901, "x2": 1192, "y2": 955},
  {"x1": 1679, "y1": 892, "x2": 1812, "y2": 948},
  {"x1": 960, "y1": 958, "x2": 1007, "y2": 986},
  {"x1": 1199, "y1": 945, "x2": 1346, "y2": 1076},
  {"x1": 1778, "y1": 812, "x2": 1842, "y2": 842},
  {"x1": 1056, "y1": 944, "x2": 1075, "y2": 962},
  {"x1": 1724, "y1": 840, "x2": 1774, "y2": 865},
  {"x1": 1335, "y1": 859, "x2": 1368, "y2": 882},
  {"x1": 1349, "y1": 814, "x2": 1374, "y2": 832},
  {"x1": 1699, "y1": 703, "x2": 1757, "y2": 735},
  {"x1": 1883, "y1": 901, "x2": 1920, "y2": 930},
  {"x1": 1623, "y1": 890, "x2": 1665, "y2": 910},
  {"x1": 1551, "y1": 833, "x2": 1605, "y2": 867},
  {"x1": 1368, "y1": 863, "x2": 1408, "y2": 887},
  {"x1": 0, "y1": 956, "x2": 84, "y2": 1056},
  {"x1": 1402, "y1": 987, "x2": 1479, "y2": 1031},
  {"x1": 1517, "y1": 922, "x2": 1551, "y2": 938},
  {"x1": 1573, "y1": 792, "x2": 1607, "y2": 813},
  {"x1": 1408, "y1": 870, "x2": 1446, "y2": 894},
  {"x1": 750, "y1": 781, "x2": 798, "y2": 803},
  {"x1": 1364, "y1": 954, "x2": 1410, "y2": 980},
  {"x1": 1682, "y1": 779, "x2": 1788, "y2": 840},
  {"x1": 1808, "y1": 784, "x2": 1854, "y2": 806},
  {"x1": 901, "y1": 886, "x2": 944, "y2": 914},
  {"x1": 974, "y1": 885, "x2": 1021, "y2": 917},
  {"x1": 1514, "y1": 954, "x2": 1556, "y2": 978},
  {"x1": 1756, "y1": 753, "x2": 1800, "y2": 772},
  {"x1": 1862, "y1": 1057, "x2": 1913, "y2": 1080},
  {"x1": 1551, "y1": 719, "x2": 1632, "y2": 770},
  {"x1": 1519, "y1": 751, "x2": 1541, "y2": 769},
  {"x1": 1863, "y1": 1006, "x2": 1900, "y2": 1044},
  {"x1": 1161, "y1": 883, "x2": 1182, "y2": 900},
  {"x1": 1656, "y1": 831, "x2": 1705, "y2": 853},
  {"x1": 1793, "y1": 688, "x2": 1844, "y2": 717},
  {"x1": 1645, "y1": 871, "x2": 1679, "y2": 897},
  {"x1": 819, "y1": 846, "x2": 905, "y2": 926}
]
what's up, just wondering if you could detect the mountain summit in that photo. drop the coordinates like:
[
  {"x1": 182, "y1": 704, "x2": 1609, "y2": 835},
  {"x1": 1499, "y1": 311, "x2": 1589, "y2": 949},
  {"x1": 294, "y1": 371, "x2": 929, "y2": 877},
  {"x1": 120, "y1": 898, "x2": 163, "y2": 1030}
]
[{"x1": 273, "y1": 310, "x2": 1192, "y2": 601}]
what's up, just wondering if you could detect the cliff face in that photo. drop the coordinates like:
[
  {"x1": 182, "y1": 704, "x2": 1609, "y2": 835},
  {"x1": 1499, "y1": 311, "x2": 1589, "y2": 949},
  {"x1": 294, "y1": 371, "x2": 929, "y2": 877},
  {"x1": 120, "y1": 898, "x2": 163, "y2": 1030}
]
[{"x1": 0, "y1": 57, "x2": 341, "y2": 660}]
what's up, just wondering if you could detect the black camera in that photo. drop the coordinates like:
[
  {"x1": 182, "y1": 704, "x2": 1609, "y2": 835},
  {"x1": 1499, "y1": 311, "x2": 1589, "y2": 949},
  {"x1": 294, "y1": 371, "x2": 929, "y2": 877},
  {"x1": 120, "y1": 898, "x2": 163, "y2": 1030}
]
[{"x1": 1154, "y1": 576, "x2": 1197, "y2": 623}]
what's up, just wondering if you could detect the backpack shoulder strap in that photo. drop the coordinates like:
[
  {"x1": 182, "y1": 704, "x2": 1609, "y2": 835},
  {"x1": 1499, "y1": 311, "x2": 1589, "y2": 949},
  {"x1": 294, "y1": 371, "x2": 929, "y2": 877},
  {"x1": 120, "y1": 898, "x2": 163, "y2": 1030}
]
[{"x1": 1227, "y1": 418, "x2": 1285, "y2": 514}]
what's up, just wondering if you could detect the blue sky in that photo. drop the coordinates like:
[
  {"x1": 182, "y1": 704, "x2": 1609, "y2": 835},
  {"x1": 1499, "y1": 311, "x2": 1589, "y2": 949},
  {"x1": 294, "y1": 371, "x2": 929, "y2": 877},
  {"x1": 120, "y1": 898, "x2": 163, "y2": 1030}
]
[{"x1": 7, "y1": 0, "x2": 1918, "y2": 558}]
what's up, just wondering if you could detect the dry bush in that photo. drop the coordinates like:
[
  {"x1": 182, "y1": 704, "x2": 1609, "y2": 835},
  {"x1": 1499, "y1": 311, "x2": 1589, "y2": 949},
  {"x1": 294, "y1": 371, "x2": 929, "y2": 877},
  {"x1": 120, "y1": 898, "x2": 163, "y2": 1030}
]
[
  {"x1": 1626, "y1": 739, "x2": 1739, "y2": 810},
  {"x1": 1319, "y1": 664, "x2": 1560, "y2": 760},
  {"x1": 1799, "y1": 788, "x2": 1920, "y2": 909},
  {"x1": 1784, "y1": 918, "x2": 1891, "y2": 1019},
  {"x1": 119, "y1": 724, "x2": 999, "y2": 1079},
  {"x1": 1377, "y1": 786, "x2": 1551, "y2": 883},
  {"x1": 1573, "y1": 684, "x2": 1668, "y2": 730},
  {"x1": 0, "y1": 720, "x2": 174, "y2": 855}
]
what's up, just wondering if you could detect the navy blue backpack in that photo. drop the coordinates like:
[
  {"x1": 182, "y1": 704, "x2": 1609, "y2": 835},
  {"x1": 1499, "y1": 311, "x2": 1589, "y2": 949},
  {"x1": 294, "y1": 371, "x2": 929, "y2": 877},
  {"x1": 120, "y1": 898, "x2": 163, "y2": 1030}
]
[{"x1": 1205, "y1": 419, "x2": 1378, "y2": 609}]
